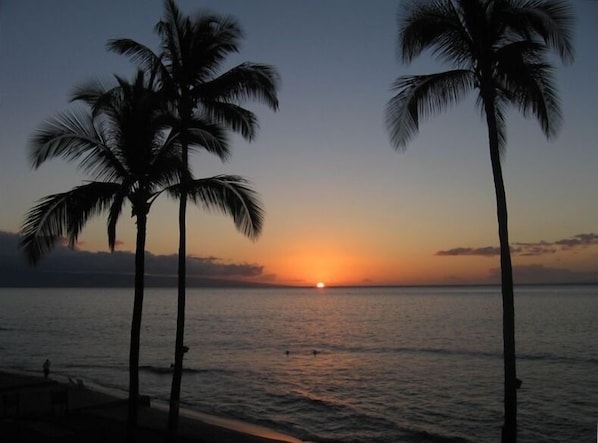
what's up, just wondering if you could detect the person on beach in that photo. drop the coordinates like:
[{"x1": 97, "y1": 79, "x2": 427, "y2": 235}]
[{"x1": 43, "y1": 359, "x2": 50, "y2": 379}]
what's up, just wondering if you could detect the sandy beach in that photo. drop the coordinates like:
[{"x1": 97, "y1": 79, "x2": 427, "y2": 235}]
[{"x1": 0, "y1": 370, "x2": 302, "y2": 443}]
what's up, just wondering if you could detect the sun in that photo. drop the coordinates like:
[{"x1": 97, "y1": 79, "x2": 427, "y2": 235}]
[{"x1": 316, "y1": 282, "x2": 325, "y2": 288}]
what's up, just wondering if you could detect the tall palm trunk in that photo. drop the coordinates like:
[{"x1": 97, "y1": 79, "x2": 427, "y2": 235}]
[
  {"x1": 482, "y1": 92, "x2": 517, "y2": 442},
  {"x1": 127, "y1": 210, "x2": 148, "y2": 442},
  {"x1": 169, "y1": 129, "x2": 189, "y2": 435}
]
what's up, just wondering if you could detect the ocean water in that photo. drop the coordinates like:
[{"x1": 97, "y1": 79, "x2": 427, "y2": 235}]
[{"x1": 0, "y1": 285, "x2": 596, "y2": 442}]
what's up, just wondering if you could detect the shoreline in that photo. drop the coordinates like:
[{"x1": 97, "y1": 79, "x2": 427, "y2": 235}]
[{"x1": 0, "y1": 370, "x2": 303, "y2": 443}]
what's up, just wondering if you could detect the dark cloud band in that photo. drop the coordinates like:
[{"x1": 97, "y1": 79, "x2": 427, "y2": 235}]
[{"x1": 0, "y1": 231, "x2": 266, "y2": 287}]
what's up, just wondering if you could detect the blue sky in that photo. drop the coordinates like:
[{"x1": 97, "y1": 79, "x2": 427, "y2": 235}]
[{"x1": 1, "y1": 0, "x2": 597, "y2": 286}]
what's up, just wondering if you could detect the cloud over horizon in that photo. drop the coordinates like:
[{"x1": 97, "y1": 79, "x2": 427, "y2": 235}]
[
  {"x1": 0, "y1": 231, "x2": 267, "y2": 287},
  {"x1": 436, "y1": 233, "x2": 598, "y2": 257}
]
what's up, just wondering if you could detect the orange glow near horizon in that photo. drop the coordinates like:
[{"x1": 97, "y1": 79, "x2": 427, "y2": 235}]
[
  {"x1": 272, "y1": 247, "x2": 353, "y2": 285},
  {"x1": 316, "y1": 282, "x2": 325, "y2": 288},
  {"x1": 259, "y1": 245, "x2": 420, "y2": 286},
  {"x1": 73, "y1": 230, "x2": 506, "y2": 286}
]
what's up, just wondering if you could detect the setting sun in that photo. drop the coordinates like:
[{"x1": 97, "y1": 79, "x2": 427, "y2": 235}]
[{"x1": 316, "y1": 282, "x2": 325, "y2": 288}]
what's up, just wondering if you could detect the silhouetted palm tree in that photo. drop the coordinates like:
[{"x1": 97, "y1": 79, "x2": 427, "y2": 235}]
[
  {"x1": 107, "y1": 0, "x2": 279, "y2": 433},
  {"x1": 20, "y1": 70, "x2": 265, "y2": 441},
  {"x1": 20, "y1": 71, "x2": 183, "y2": 439},
  {"x1": 385, "y1": 1, "x2": 573, "y2": 441}
]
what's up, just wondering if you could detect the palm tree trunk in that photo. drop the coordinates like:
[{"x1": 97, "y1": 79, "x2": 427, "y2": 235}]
[
  {"x1": 169, "y1": 136, "x2": 188, "y2": 436},
  {"x1": 482, "y1": 94, "x2": 517, "y2": 442},
  {"x1": 127, "y1": 210, "x2": 148, "y2": 442}
]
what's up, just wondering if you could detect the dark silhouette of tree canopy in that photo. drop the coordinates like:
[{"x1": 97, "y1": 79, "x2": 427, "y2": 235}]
[
  {"x1": 20, "y1": 70, "x2": 265, "y2": 442},
  {"x1": 385, "y1": 1, "x2": 573, "y2": 441},
  {"x1": 107, "y1": 0, "x2": 279, "y2": 435}
]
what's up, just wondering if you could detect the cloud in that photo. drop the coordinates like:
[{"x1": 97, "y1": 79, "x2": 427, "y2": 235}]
[
  {"x1": 0, "y1": 231, "x2": 267, "y2": 287},
  {"x1": 512, "y1": 242, "x2": 557, "y2": 257},
  {"x1": 254, "y1": 273, "x2": 278, "y2": 282},
  {"x1": 436, "y1": 246, "x2": 501, "y2": 257},
  {"x1": 553, "y1": 233, "x2": 598, "y2": 250},
  {"x1": 144, "y1": 253, "x2": 263, "y2": 278},
  {"x1": 436, "y1": 233, "x2": 598, "y2": 257}
]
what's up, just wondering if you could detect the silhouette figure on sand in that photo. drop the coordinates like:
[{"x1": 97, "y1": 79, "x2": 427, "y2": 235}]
[{"x1": 43, "y1": 359, "x2": 50, "y2": 379}]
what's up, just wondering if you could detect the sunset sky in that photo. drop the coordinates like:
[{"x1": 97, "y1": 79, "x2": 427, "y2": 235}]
[{"x1": 1, "y1": 0, "x2": 597, "y2": 287}]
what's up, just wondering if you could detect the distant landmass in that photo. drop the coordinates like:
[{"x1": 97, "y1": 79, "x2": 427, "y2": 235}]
[
  {"x1": 0, "y1": 269, "x2": 284, "y2": 288},
  {"x1": 0, "y1": 231, "x2": 281, "y2": 288}
]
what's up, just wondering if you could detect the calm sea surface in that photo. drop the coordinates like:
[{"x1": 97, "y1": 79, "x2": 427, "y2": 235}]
[{"x1": 0, "y1": 285, "x2": 596, "y2": 442}]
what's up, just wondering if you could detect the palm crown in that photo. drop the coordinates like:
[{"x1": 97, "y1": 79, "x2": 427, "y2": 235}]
[
  {"x1": 107, "y1": 0, "x2": 279, "y2": 153},
  {"x1": 386, "y1": 0, "x2": 574, "y2": 154},
  {"x1": 21, "y1": 69, "x2": 265, "y2": 263},
  {"x1": 21, "y1": 71, "x2": 183, "y2": 263}
]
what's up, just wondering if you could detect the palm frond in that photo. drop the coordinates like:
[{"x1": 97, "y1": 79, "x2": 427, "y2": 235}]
[
  {"x1": 107, "y1": 38, "x2": 166, "y2": 76},
  {"x1": 501, "y1": 0, "x2": 574, "y2": 64},
  {"x1": 185, "y1": 119, "x2": 230, "y2": 161},
  {"x1": 156, "y1": 11, "x2": 242, "y2": 87},
  {"x1": 187, "y1": 14, "x2": 243, "y2": 80},
  {"x1": 154, "y1": 126, "x2": 182, "y2": 160},
  {"x1": 107, "y1": 190, "x2": 127, "y2": 252},
  {"x1": 70, "y1": 78, "x2": 112, "y2": 110},
  {"x1": 156, "y1": 0, "x2": 186, "y2": 75},
  {"x1": 29, "y1": 109, "x2": 127, "y2": 181},
  {"x1": 196, "y1": 63, "x2": 280, "y2": 111},
  {"x1": 503, "y1": 61, "x2": 561, "y2": 138},
  {"x1": 385, "y1": 69, "x2": 474, "y2": 150},
  {"x1": 400, "y1": 0, "x2": 473, "y2": 67},
  {"x1": 20, "y1": 182, "x2": 120, "y2": 264},
  {"x1": 494, "y1": 39, "x2": 561, "y2": 138},
  {"x1": 149, "y1": 148, "x2": 188, "y2": 188},
  {"x1": 169, "y1": 175, "x2": 263, "y2": 240},
  {"x1": 200, "y1": 102, "x2": 258, "y2": 142}
]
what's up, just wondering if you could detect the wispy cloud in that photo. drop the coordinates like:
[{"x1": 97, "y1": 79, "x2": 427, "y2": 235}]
[
  {"x1": 436, "y1": 233, "x2": 598, "y2": 257},
  {"x1": 436, "y1": 246, "x2": 500, "y2": 257},
  {"x1": 511, "y1": 241, "x2": 557, "y2": 257},
  {"x1": 144, "y1": 253, "x2": 263, "y2": 278},
  {"x1": 553, "y1": 233, "x2": 598, "y2": 249}
]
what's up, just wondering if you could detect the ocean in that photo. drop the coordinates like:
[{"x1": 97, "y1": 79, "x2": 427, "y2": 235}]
[{"x1": 0, "y1": 285, "x2": 596, "y2": 442}]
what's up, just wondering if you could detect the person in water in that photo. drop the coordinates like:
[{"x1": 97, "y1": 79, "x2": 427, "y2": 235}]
[{"x1": 43, "y1": 359, "x2": 51, "y2": 379}]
